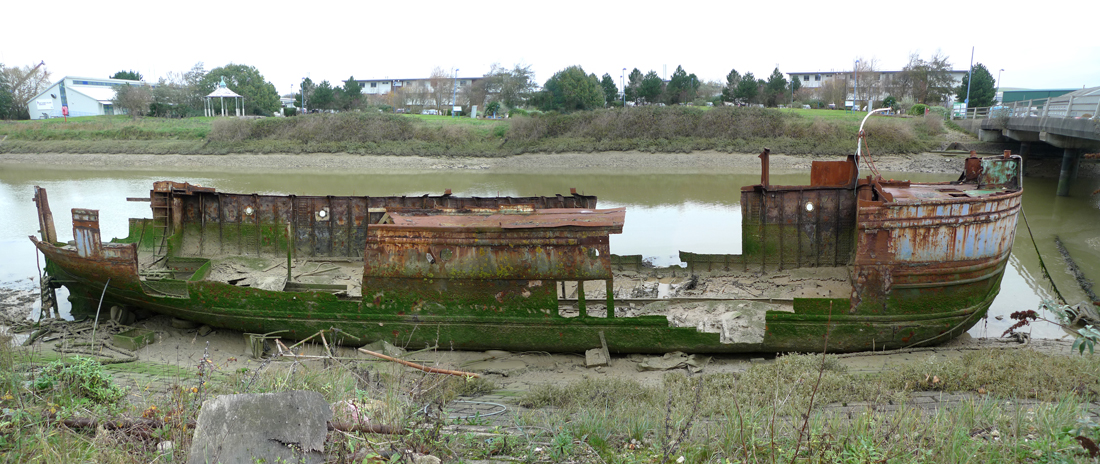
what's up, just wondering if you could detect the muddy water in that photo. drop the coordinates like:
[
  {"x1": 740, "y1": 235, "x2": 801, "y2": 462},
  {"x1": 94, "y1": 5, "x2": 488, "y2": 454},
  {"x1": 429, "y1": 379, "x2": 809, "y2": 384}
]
[{"x1": 2, "y1": 162, "x2": 1098, "y2": 340}]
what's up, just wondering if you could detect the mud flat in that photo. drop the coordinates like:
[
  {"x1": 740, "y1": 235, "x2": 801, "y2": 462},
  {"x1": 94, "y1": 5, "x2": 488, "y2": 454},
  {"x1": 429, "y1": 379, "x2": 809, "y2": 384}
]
[{"x1": 0, "y1": 151, "x2": 973, "y2": 175}]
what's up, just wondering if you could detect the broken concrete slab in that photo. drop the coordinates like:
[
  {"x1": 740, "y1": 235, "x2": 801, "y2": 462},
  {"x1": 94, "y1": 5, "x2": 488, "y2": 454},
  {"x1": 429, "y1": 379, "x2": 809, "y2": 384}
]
[
  {"x1": 585, "y1": 348, "x2": 609, "y2": 368},
  {"x1": 187, "y1": 390, "x2": 331, "y2": 464},
  {"x1": 636, "y1": 351, "x2": 711, "y2": 373}
]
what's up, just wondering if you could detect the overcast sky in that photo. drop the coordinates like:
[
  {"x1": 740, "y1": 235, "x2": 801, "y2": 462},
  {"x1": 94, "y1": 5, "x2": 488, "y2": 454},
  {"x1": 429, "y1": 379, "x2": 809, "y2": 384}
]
[{"x1": 5, "y1": 0, "x2": 1096, "y2": 95}]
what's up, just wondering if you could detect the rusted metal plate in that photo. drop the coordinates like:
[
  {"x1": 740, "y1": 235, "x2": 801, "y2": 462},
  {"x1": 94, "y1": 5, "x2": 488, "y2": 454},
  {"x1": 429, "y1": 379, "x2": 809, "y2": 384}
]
[
  {"x1": 740, "y1": 187, "x2": 857, "y2": 269},
  {"x1": 378, "y1": 208, "x2": 625, "y2": 231},
  {"x1": 365, "y1": 210, "x2": 623, "y2": 281},
  {"x1": 810, "y1": 157, "x2": 857, "y2": 188}
]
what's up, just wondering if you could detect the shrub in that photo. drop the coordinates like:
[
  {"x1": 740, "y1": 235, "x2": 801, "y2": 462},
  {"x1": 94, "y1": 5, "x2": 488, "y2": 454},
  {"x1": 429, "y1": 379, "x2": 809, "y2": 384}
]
[
  {"x1": 40, "y1": 357, "x2": 126, "y2": 405},
  {"x1": 283, "y1": 107, "x2": 297, "y2": 117},
  {"x1": 908, "y1": 104, "x2": 929, "y2": 116},
  {"x1": 926, "y1": 106, "x2": 949, "y2": 119}
]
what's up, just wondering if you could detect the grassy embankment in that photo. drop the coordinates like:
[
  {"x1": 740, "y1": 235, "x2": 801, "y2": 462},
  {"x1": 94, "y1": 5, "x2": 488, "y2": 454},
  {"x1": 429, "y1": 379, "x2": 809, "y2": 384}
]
[
  {"x1": 4, "y1": 335, "x2": 1100, "y2": 463},
  {"x1": 0, "y1": 107, "x2": 948, "y2": 157}
]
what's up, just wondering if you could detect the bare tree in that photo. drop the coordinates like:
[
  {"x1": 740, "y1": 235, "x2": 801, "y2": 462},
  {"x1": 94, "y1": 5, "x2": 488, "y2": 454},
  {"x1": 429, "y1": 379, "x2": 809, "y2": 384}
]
[
  {"x1": 1, "y1": 63, "x2": 52, "y2": 119},
  {"x1": 892, "y1": 52, "x2": 954, "y2": 105},
  {"x1": 817, "y1": 79, "x2": 849, "y2": 108},
  {"x1": 462, "y1": 78, "x2": 488, "y2": 113},
  {"x1": 853, "y1": 57, "x2": 884, "y2": 108},
  {"x1": 428, "y1": 67, "x2": 454, "y2": 113}
]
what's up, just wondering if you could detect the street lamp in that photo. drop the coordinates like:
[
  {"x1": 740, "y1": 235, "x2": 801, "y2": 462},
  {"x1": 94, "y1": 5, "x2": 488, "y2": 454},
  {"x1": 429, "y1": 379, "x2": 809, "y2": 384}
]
[
  {"x1": 301, "y1": 77, "x2": 308, "y2": 113},
  {"x1": 621, "y1": 68, "x2": 626, "y2": 107},
  {"x1": 452, "y1": 68, "x2": 459, "y2": 118},
  {"x1": 853, "y1": 59, "x2": 860, "y2": 112},
  {"x1": 996, "y1": 68, "x2": 1004, "y2": 104}
]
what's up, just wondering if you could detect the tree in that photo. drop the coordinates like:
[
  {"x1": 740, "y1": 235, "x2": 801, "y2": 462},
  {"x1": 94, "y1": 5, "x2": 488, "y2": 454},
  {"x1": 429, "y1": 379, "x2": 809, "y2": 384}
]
[
  {"x1": 310, "y1": 81, "x2": 336, "y2": 110},
  {"x1": 734, "y1": 72, "x2": 758, "y2": 104},
  {"x1": 721, "y1": 68, "x2": 741, "y2": 103},
  {"x1": 818, "y1": 78, "x2": 848, "y2": 108},
  {"x1": 150, "y1": 62, "x2": 207, "y2": 117},
  {"x1": 1, "y1": 62, "x2": 52, "y2": 120},
  {"x1": 338, "y1": 76, "x2": 363, "y2": 110},
  {"x1": 625, "y1": 68, "x2": 643, "y2": 104},
  {"x1": 665, "y1": 65, "x2": 699, "y2": 105},
  {"x1": 956, "y1": 63, "x2": 996, "y2": 108},
  {"x1": 600, "y1": 73, "x2": 619, "y2": 106},
  {"x1": 790, "y1": 76, "x2": 801, "y2": 93},
  {"x1": 638, "y1": 71, "x2": 663, "y2": 105},
  {"x1": 429, "y1": 67, "x2": 454, "y2": 113},
  {"x1": 200, "y1": 63, "x2": 280, "y2": 116},
  {"x1": 462, "y1": 78, "x2": 489, "y2": 113},
  {"x1": 295, "y1": 77, "x2": 314, "y2": 111},
  {"x1": 483, "y1": 63, "x2": 537, "y2": 109},
  {"x1": 533, "y1": 65, "x2": 604, "y2": 112},
  {"x1": 891, "y1": 52, "x2": 954, "y2": 105},
  {"x1": 0, "y1": 65, "x2": 13, "y2": 119},
  {"x1": 764, "y1": 68, "x2": 788, "y2": 107},
  {"x1": 111, "y1": 70, "x2": 143, "y2": 81},
  {"x1": 112, "y1": 83, "x2": 153, "y2": 119}
]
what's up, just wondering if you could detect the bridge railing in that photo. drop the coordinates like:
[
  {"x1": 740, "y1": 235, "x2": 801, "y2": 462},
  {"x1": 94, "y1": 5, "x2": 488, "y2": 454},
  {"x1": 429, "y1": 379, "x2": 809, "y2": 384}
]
[{"x1": 959, "y1": 89, "x2": 1100, "y2": 121}]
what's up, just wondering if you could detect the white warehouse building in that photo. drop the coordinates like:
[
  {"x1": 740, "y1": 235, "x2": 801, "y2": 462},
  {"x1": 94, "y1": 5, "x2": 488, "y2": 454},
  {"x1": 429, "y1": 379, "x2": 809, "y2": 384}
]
[{"x1": 28, "y1": 76, "x2": 148, "y2": 120}]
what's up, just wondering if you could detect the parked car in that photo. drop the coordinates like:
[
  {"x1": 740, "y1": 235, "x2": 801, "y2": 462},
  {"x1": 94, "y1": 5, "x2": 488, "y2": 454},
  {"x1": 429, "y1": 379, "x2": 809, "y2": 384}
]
[{"x1": 422, "y1": 109, "x2": 439, "y2": 115}]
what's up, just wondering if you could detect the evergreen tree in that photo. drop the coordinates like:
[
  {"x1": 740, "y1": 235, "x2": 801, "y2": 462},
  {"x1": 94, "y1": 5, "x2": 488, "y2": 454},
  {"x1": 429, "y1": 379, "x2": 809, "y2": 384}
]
[
  {"x1": 201, "y1": 63, "x2": 280, "y2": 116},
  {"x1": 340, "y1": 76, "x2": 363, "y2": 110},
  {"x1": 533, "y1": 65, "x2": 604, "y2": 112},
  {"x1": 0, "y1": 66, "x2": 12, "y2": 119},
  {"x1": 600, "y1": 73, "x2": 619, "y2": 106},
  {"x1": 956, "y1": 63, "x2": 996, "y2": 108},
  {"x1": 111, "y1": 70, "x2": 143, "y2": 81},
  {"x1": 638, "y1": 71, "x2": 663, "y2": 105},
  {"x1": 764, "y1": 68, "x2": 788, "y2": 107},
  {"x1": 734, "y1": 72, "x2": 758, "y2": 104},
  {"x1": 721, "y1": 68, "x2": 740, "y2": 103},
  {"x1": 625, "y1": 68, "x2": 643, "y2": 104}
]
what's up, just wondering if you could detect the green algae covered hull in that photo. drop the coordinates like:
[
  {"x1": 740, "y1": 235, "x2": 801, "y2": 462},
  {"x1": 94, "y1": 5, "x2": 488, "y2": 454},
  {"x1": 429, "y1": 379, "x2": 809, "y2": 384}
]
[{"x1": 31, "y1": 151, "x2": 1022, "y2": 354}]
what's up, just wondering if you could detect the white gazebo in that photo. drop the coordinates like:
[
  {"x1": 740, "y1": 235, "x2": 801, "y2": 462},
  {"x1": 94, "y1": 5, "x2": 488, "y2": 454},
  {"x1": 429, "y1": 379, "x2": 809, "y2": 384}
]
[{"x1": 203, "y1": 77, "x2": 244, "y2": 117}]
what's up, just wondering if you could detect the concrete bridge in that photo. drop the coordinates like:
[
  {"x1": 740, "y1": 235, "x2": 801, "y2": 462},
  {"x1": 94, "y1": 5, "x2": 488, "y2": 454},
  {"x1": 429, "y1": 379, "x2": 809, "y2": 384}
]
[{"x1": 960, "y1": 87, "x2": 1100, "y2": 196}]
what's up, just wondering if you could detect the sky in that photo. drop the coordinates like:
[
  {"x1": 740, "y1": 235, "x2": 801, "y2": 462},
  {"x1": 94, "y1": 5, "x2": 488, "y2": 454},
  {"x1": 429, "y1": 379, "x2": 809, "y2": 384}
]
[{"x1": 4, "y1": 0, "x2": 1097, "y2": 95}]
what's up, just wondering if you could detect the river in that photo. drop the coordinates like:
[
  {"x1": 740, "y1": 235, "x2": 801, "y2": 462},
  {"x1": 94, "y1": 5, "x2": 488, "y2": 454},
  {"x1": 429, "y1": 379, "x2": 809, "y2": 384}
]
[{"x1": 2, "y1": 158, "x2": 1098, "y2": 340}]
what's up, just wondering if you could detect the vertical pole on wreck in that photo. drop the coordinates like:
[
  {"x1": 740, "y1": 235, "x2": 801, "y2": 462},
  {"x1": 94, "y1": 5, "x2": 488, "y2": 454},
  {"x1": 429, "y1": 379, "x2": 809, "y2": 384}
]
[
  {"x1": 1057, "y1": 148, "x2": 1078, "y2": 197},
  {"x1": 577, "y1": 281, "x2": 587, "y2": 317},
  {"x1": 605, "y1": 280, "x2": 614, "y2": 318}
]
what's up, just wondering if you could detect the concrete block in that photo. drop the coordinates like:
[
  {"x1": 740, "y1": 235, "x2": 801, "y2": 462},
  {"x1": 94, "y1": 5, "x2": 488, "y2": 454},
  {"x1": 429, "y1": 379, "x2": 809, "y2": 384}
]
[
  {"x1": 188, "y1": 390, "x2": 330, "y2": 464},
  {"x1": 585, "y1": 348, "x2": 609, "y2": 367}
]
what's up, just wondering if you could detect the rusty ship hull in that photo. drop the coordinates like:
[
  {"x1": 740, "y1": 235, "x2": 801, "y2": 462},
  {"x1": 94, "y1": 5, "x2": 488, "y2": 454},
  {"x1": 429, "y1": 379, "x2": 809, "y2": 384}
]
[{"x1": 30, "y1": 150, "x2": 1023, "y2": 354}]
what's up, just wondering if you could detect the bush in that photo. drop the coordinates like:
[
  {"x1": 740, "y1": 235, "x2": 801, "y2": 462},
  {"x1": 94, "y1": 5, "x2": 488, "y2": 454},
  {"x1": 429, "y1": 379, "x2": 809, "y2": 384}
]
[
  {"x1": 908, "y1": 104, "x2": 929, "y2": 116},
  {"x1": 283, "y1": 107, "x2": 297, "y2": 117},
  {"x1": 926, "y1": 106, "x2": 949, "y2": 119},
  {"x1": 40, "y1": 357, "x2": 126, "y2": 405}
]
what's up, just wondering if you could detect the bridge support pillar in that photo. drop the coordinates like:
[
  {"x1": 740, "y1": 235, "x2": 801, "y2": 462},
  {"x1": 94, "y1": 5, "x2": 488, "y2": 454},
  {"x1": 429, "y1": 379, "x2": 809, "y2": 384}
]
[{"x1": 1056, "y1": 148, "x2": 1079, "y2": 197}]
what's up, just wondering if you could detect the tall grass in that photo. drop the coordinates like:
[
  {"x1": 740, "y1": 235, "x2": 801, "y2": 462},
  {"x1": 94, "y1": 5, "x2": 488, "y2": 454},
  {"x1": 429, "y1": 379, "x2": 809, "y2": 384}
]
[{"x1": 3, "y1": 107, "x2": 942, "y2": 156}]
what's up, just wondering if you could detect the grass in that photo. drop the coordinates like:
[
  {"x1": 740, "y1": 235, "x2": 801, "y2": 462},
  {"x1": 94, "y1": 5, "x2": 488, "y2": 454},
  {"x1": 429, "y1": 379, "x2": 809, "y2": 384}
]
[
  {"x1": 1, "y1": 107, "x2": 946, "y2": 157},
  {"x1": 4, "y1": 332, "x2": 1100, "y2": 462}
]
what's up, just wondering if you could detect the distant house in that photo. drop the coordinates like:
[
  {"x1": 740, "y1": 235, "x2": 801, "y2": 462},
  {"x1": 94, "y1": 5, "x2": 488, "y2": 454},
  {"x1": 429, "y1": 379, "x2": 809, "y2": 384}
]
[
  {"x1": 28, "y1": 76, "x2": 150, "y2": 120},
  {"x1": 354, "y1": 76, "x2": 483, "y2": 107}
]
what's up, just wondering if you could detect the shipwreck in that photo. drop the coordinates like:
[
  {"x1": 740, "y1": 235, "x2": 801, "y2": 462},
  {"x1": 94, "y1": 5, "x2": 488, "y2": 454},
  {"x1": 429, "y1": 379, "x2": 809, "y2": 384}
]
[{"x1": 30, "y1": 110, "x2": 1023, "y2": 353}]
